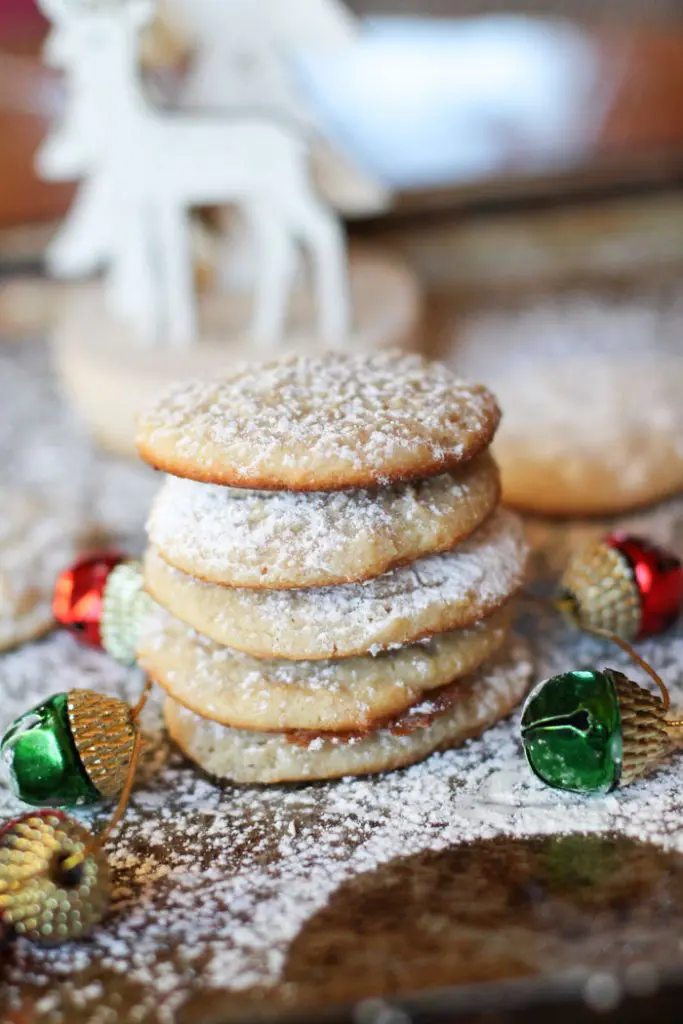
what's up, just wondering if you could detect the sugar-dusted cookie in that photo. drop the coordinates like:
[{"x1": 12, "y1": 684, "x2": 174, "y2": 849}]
[
  {"x1": 55, "y1": 254, "x2": 422, "y2": 459},
  {"x1": 0, "y1": 490, "x2": 80, "y2": 652},
  {"x1": 448, "y1": 300, "x2": 683, "y2": 516},
  {"x1": 491, "y1": 356, "x2": 683, "y2": 516},
  {"x1": 143, "y1": 509, "x2": 526, "y2": 659},
  {"x1": 147, "y1": 453, "x2": 500, "y2": 589},
  {"x1": 164, "y1": 637, "x2": 532, "y2": 783},
  {"x1": 136, "y1": 352, "x2": 500, "y2": 491},
  {"x1": 138, "y1": 604, "x2": 511, "y2": 732}
]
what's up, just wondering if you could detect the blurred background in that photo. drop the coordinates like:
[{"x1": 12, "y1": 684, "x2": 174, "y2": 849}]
[
  {"x1": 3, "y1": 0, "x2": 683, "y2": 253},
  {"x1": 3, "y1": 0, "x2": 683, "y2": 486},
  {"x1": 4, "y1": 0, "x2": 683, "y2": 504}
]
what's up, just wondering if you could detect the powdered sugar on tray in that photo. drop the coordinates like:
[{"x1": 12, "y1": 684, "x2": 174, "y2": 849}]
[
  {"x1": 4, "y1": 338, "x2": 683, "y2": 1022},
  {"x1": 4, "y1": 612, "x2": 683, "y2": 1022}
]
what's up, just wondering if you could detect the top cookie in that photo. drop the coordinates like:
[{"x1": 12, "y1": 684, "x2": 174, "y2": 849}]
[{"x1": 136, "y1": 352, "x2": 500, "y2": 490}]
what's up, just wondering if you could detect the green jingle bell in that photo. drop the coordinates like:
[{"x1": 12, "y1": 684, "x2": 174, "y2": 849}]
[
  {"x1": 1, "y1": 690, "x2": 137, "y2": 808},
  {"x1": 521, "y1": 668, "x2": 671, "y2": 794}
]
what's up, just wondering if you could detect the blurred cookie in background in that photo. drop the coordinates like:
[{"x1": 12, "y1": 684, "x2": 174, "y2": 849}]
[
  {"x1": 0, "y1": 488, "x2": 86, "y2": 651},
  {"x1": 445, "y1": 287, "x2": 683, "y2": 516}
]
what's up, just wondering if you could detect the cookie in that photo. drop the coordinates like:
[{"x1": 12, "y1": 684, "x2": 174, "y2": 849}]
[
  {"x1": 54, "y1": 253, "x2": 422, "y2": 458},
  {"x1": 448, "y1": 303, "x2": 683, "y2": 516},
  {"x1": 137, "y1": 604, "x2": 511, "y2": 732},
  {"x1": 0, "y1": 490, "x2": 80, "y2": 652},
  {"x1": 136, "y1": 352, "x2": 500, "y2": 491},
  {"x1": 143, "y1": 509, "x2": 526, "y2": 660},
  {"x1": 147, "y1": 453, "x2": 500, "y2": 589},
  {"x1": 491, "y1": 356, "x2": 683, "y2": 516},
  {"x1": 164, "y1": 637, "x2": 532, "y2": 783}
]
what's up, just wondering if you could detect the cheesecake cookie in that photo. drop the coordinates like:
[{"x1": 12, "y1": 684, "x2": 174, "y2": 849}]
[
  {"x1": 164, "y1": 637, "x2": 532, "y2": 783},
  {"x1": 0, "y1": 490, "x2": 80, "y2": 652},
  {"x1": 143, "y1": 509, "x2": 526, "y2": 659},
  {"x1": 138, "y1": 604, "x2": 511, "y2": 732},
  {"x1": 147, "y1": 453, "x2": 500, "y2": 589},
  {"x1": 136, "y1": 351, "x2": 500, "y2": 491}
]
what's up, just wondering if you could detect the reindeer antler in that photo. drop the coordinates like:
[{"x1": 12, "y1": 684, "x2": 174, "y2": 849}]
[
  {"x1": 37, "y1": 0, "x2": 111, "y2": 20},
  {"x1": 36, "y1": 0, "x2": 71, "y2": 22},
  {"x1": 40, "y1": 0, "x2": 158, "y2": 19},
  {"x1": 76, "y1": 0, "x2": 159, "y2": 17}
]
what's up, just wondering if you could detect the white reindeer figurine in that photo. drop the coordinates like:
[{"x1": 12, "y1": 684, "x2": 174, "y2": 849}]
[
  {"x1": 164, "y1": 0, "x2": 390, "y2": 217},
  {"x1": 37, "y1": 0, "x2": 208, "y2": 327},
  {"x1": 165, "y1": 0, "x2": 356, "y2": 120},
  {"x1": 37, "y1": 0, "x2": 115, "y2": 279},
  {"x1": 38, "y1": 0, "x2": 350, "y2": 350}
]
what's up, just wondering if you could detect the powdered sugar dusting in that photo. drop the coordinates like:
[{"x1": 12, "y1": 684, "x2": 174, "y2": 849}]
[
  {"x1": 5, "y1": 607, "x2": 683, "y2": 1020},
  {"x1": 139, "y1": 604, "x2": 507, "y2": 696},
  {"x1": 137, "y1": 351, "x2": 500, "y2": 487},
  {"x1": 145, "y1": 508, "x2": 526, "y2": 658},
  {"x1": 447, "y1": 294, "x2": 683, "y2": 473},
  {"x1": 5, "y1": 338, "x2": 683, "y2": 1021},
  {"x1": 146, "y1": 454, "x2": 497, "y2": 587}
]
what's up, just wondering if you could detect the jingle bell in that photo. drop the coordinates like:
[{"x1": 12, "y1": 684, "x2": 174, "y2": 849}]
[
  {"x1": 53, "y1": 554, "x2": 153, "y2": 665},
  {"x1": 521, "y1": 668, "x2": 670, "y2": 794},
  {"x1": 0, "y1": 810, "x2": 110, "y2": 942},
  {"x1": 53, "y1": 552, "x2": 123, "y2": 648},
  {"x1": 557, "y1": 534, "x2": 683, "y2": 641},
  {"x1": 1, "y1": 690, "x2": 137, "y2": 807}
]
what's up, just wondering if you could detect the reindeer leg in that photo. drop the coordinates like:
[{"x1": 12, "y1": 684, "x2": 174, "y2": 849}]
[
  {"x1": 106, "y1": 190, "x2": 137, "y2": 308},
  {"x1": 292, "y1": 195, "x2": 350, "y2": 346},
  {"x1": 107, "y1": 201, "x2": 159, "y2": 347},
  {"x1": 46, "y1": 178, "x2": 111, "y2": 278},
  {"x1": 156, "y1": 204, "x2": 197, "y2": 349},
  {"x1": 248, "y1": 205, "x2": 297, "y2": 349}
]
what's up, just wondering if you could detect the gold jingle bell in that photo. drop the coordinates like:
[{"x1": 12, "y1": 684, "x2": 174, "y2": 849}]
[{"x1": 0, "y1": 810, "x2": 110, "y2": 943}]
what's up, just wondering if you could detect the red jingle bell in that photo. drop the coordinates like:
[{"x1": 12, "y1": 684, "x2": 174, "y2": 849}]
[
  {"x1": 558, "y1": 533, "x2": 683, "y2": 641},
  {"x1": 607, "y1": 534, "x2": 683, "y2": 638},
  {"x1": 53, "y1": 552, "x2": 124, "y2": 649},
  {"x1": 53, "y1": 554, "x2": 153, "y2": 665}
]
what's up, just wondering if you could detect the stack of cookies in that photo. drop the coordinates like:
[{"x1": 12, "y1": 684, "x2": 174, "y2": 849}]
[{"x1": 135, "y1": 352, "x2": 531, "y2": 784}]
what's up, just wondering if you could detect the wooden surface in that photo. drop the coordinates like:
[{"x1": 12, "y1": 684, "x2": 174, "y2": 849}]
[
  {"x1": 0, "y1": 13, "x2": 75, "y2": 229},
  {"x1": 4, "y1": 187, "x2": 683, "y2": 337},
  {"x1": 383, "y1": 21, "x2": 683, "y2": 218},
  {"x1": 362, "y1": 190, "x2": 683, "y2": 304},
  {"x1": 352, "y1": 0, "x2": 682, "y2": 14}
]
